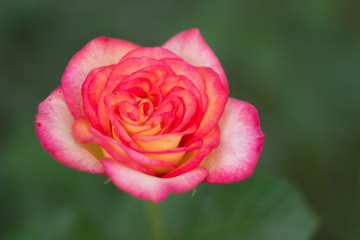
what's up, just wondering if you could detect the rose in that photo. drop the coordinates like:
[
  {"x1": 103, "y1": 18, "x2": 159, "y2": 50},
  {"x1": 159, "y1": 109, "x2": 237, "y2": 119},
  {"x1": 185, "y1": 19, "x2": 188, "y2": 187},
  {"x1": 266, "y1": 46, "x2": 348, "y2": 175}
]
[{"x1": 36, "y1": 29, "x2": 264, "y2": 202}]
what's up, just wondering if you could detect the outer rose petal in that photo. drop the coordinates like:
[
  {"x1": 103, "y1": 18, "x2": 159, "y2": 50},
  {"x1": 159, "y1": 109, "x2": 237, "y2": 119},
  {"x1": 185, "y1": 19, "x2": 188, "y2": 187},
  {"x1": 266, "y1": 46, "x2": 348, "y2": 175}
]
[
  {"x1": 201, "y1": 97, "x2": 264, "y2": 183},
  {"x1": 61, "y1": 36, "x2": 139, "y2": 118},
  {"x1": 162, "y1": 28, "x2": 229, "y2": 92},
  {"x1": 102, "y1": 158, "x2": 209, "y2": 202},
  {"x1": 36, "y1": 87, "x2": 105, "y2": 173}
]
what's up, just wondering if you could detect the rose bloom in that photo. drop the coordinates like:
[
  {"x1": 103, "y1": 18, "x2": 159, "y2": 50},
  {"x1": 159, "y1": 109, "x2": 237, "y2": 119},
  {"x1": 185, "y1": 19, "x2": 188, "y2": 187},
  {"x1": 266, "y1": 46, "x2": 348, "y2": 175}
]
[{"x1": 36, "y1": 29, "x2": 264, "y2": 202}]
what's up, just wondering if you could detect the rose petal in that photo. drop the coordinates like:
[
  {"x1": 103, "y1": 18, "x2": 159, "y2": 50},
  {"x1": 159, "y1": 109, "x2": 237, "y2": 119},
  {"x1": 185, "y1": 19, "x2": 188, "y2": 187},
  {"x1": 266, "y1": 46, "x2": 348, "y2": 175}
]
[
  {"x1": 113, "y1": 77, "x2": 152, "y2": 97},
  {"x1": 87, "y1": 65, "x2": 115, "y2": 114},
  {"x1": 121, "y1": 47, "x2": 181, "y2": 61},
  {"x1": 86, "y1": 126, "x2": 202, "y2": 175},
  {"x1": 133, "y1": 124, "x2": 197, "y2": 152},
  {"x1": 161, "y1": 75, "x2": 204, "y2": 116},
  {"x1": 89, "y1": 127, "x2": 177, "y2": 168},
  {"x1": 36, "y1": 87, "x2": 104, "y2": 173},
  {"x1": 132, "y1": 124, "x2": 161, "y2": 137},
  {"x1": 72, "y1": 117, "x2": 94, "y2": 143},
  {"x1": 61, "y1": 36, "x2": 139, "y2": 118},
  {"x1": 144, "y1": 112, "x2": 176, "y2": 135},
  {"x1": 161, "y1": 86, "x2": 199, "y2": 132},
  {"x1": 97, "y1": 74, "x2": 129, "y2": 136},
  {"x1": 103, "y1": 91, "x2": 138, "y2": 143},
  {"x1": 111, "y1": 57, "x2": 171, "y2": 77},
  {"x1": 119, "y1": 118, "x2": 154, "y2": 136},
  {"x1": 162, "y1": 28, "x2": 229, "y2": 92},
  {"x1": 96, "y1": 57, "x2": 172, "y2": 136},
  {"x1": 72, "y1": 119, "x2": 157, "y2": 175},
  {"x1": 185, "y1": 67, "x2": 228, "y2": 146},
  {"x1": 82, "y1": 66, "x2": 113, "y2": 132},
  {"x1": 102, "y1": 158, "x2": 209, "y2": 202},
  {"x1": 201, "y1": 98, "x2": 264, "y2": 183},
  {"x1": 161, "y1": 58, "x2": 206, "y2": 99},
  {"x1": 162, "y1": 126, "x2": 219, "y2": 178}
]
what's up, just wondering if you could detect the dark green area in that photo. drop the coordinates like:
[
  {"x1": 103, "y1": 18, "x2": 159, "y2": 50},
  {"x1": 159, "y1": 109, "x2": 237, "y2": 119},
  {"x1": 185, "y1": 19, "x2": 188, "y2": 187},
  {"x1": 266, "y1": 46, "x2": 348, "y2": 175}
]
[
  {"x1": 0, "y1": 123, "x2": 316, "y2": 239},
  {"x1": 0, "y1": 0, "x2": 359, "y2": 239}
]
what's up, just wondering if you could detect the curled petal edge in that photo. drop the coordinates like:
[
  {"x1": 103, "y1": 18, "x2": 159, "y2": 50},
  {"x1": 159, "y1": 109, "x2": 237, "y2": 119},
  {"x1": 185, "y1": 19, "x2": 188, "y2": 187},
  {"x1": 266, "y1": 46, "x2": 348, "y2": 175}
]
[
  {"x1": 162, "y1": 28, "x2": 229, "y2": 93},
  {"x1": 102, "y1": 157, "x2": 209, "y2": 202},
  {"x1": 201, "y1": 97, "x2": 264, "y2": 183}
]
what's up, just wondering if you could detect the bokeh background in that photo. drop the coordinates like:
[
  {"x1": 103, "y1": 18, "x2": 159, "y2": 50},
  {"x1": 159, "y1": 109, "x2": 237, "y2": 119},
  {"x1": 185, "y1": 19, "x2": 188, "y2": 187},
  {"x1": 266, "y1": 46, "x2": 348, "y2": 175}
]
[{"x1": 1, "y1": 0, "x2": 359, "y2": 239}]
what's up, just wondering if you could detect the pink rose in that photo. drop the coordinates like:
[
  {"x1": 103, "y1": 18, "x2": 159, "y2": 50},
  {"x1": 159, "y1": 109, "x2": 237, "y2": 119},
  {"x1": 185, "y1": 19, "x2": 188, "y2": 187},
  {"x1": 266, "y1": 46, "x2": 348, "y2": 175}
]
[{"x1": 36, "y1": 29, "x2": 264, "y2": 202}]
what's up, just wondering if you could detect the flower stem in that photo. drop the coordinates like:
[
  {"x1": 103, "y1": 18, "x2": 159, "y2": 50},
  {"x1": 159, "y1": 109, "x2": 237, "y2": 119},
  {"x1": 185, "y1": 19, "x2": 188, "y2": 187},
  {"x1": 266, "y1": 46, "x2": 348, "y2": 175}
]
[{"x1": 144, "y1": 201, "x2": 165, "y2": 240}]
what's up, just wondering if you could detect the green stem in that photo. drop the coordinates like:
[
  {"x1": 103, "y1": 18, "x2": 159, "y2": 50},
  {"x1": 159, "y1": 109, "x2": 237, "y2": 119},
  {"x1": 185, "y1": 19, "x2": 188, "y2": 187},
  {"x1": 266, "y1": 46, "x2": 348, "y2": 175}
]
[{"x1": 144, "y1": 201, "x2": 165, "y2": 240}]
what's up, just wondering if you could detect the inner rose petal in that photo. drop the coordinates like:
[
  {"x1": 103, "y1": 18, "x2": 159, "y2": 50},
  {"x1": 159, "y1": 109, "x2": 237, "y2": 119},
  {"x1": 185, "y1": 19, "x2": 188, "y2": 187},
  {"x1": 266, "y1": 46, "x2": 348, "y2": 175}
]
[
  {"x1": 108, "y1": 57, "x2": 171, "y2": 82},
  {"x1": 161, "y1": 87, "x2": 199, "y2": 132},
  {"x1": 104, "y1": 91, "x2": 137, "y2": 142},
  {"x1": 144, "y1": 112, "x2": 176, "y2": 134},
  {"x1": 118, "y1": 101, "x2": 140, "y2": 122},
  {"x1": 161, "y1": 58, "x2": 206, "y2": 97},
  {"x1": 137, "y1": 99, "x2": 153, "y2": 123},
  {"x1": 118, "y1": 118, "x2": 152, "y2": 135},
  {"x1": 133, "y1": 124, "x2": 197, "y2": 152},
  {"x1": 135, "y1": 134, "x2": 182, "y2": 152},
  {"x1": 116, "y1": 64, "x2": 171, "y2": 88},
  {"x1": 82, "y1": 67, "x2": 105, "y2": 131},
  {"x1": 113, "y1": 77, "x2": 152, "y2": 96},
  {"x1": 96, "y1": 74, "x2": 128, "y2": 136},
  {"x1": 88, "y1": 66, "x2": 115, "y2": 112},
  {"x1": 144, "y1": 140, "x2": 203, "y2": 175},
  {"x1": 132, "y1": 124, "x2": 162, "y2": 137},
  {"x1": 88, "y1": 127, "x2": 177, "y2": 168},
  {"x1": 161, "y1": 75, "x2": 205, "y2": 116},
  {"x1": 77, "y1": 52, "x2": 228, "y2": 177}
]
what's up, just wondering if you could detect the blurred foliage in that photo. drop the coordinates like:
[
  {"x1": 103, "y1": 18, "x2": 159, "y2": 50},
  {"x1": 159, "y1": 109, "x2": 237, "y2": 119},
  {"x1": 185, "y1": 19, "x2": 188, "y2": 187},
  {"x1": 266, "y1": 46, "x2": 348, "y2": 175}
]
[
  {"x1": 0, "y1": 122, "x2": 317, "y2": 240},
  {"x1": 0, "y1": 0, "x2": 359, "y2": 239}
]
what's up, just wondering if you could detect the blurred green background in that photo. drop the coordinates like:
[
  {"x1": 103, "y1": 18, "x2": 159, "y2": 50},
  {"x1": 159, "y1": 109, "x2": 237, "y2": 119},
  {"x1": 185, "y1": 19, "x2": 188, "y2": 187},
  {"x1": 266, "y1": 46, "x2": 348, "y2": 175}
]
[{"x1": 1, "y1": 0, "x2": 359, "y2": 239}]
